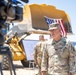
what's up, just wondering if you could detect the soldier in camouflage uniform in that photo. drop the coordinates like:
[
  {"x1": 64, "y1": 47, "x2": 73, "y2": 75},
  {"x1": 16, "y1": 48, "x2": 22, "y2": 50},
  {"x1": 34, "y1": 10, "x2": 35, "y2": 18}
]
[
  {"x1": 34, "y1": 34, "x2": 45, "y2": 75},
  {"x1": 41, "y1": 23, "x2": 76, "y2": 75}
]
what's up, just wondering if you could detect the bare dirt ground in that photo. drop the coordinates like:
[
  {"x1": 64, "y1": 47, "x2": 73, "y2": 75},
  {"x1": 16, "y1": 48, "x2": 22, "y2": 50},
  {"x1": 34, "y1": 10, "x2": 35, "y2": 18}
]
[{"x1": 2, "y1": 61, "x2": 38, "y2": 75}]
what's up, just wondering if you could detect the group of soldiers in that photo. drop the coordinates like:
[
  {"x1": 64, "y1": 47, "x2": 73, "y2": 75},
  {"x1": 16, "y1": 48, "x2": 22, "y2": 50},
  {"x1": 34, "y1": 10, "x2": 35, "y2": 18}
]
[{"x1": 34, "y1": 23, "x2": 76, "y2": 75}]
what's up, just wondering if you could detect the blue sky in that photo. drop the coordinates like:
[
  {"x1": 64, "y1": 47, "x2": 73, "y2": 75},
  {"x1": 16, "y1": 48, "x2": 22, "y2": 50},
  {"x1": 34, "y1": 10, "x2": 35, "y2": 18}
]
[{"x1": 28, "y1": 0, "x2": 76, "y2": 41}]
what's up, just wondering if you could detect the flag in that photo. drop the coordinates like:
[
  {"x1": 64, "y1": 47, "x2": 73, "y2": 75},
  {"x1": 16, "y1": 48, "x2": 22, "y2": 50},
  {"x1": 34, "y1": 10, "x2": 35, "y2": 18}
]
[{"x1": 44, "y1": 16, "x2": 66, "y2": 37}]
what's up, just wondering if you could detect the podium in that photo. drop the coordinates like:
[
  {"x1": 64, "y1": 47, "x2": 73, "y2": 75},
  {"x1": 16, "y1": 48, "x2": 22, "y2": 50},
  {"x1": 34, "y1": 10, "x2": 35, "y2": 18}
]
[{"x1": 0, "y1": 44, "x2": 16, "y2": 75}]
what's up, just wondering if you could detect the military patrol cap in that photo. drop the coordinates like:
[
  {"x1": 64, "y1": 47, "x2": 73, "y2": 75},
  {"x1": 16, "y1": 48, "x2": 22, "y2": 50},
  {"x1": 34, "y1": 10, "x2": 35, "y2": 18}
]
[
  {"x1": 39, "y1": 34, "x2": 44, "y2": 37},
  {"x1": 48, "y1": 23, "x2": 60, "y2": 31}
]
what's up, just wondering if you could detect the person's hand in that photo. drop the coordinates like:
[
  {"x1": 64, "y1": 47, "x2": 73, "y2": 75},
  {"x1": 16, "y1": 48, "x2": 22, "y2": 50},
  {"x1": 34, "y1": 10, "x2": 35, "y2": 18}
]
[
  {"x1": 42, "y1": 71, "x2": 47, "y2": 75},
  {"x1": 70, "y1": 73, "x2": 73, "y2": 75},
  {"x1": 34, "y1": 60, "x2": 37, "y2": 64}
]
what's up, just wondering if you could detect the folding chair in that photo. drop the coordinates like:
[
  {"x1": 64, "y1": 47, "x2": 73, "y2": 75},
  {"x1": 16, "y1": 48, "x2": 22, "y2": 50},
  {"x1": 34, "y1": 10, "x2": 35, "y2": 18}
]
[{"x1": 29, "y1": 60, "x2": 35, "y2": 69}]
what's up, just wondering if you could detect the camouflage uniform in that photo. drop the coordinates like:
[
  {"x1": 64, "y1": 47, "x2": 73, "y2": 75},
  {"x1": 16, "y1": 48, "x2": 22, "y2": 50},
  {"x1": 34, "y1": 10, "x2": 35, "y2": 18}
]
[
  {"x1": 34, "y1": 41, "x2": 44, "y2": 75},
  {"x1": 41, "y1": 37, "x2": 76, "y2": 75}
]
